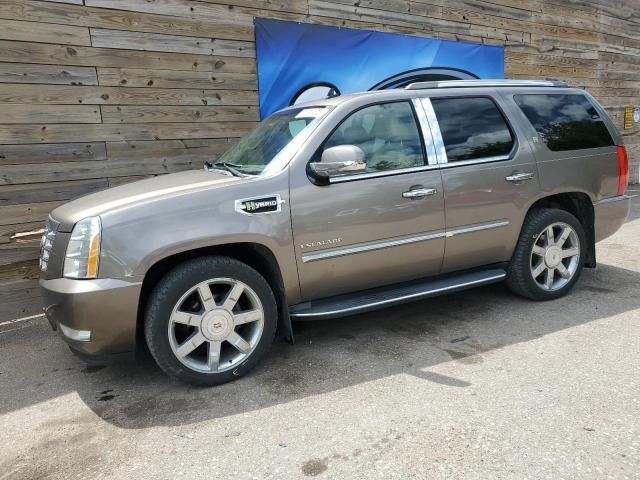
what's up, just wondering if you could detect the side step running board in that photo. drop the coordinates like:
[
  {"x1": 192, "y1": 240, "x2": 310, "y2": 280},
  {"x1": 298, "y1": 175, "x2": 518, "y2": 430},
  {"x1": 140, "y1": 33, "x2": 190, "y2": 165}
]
[{"x1": 289, "y1": 268, "x2": 506, "y2": 321}]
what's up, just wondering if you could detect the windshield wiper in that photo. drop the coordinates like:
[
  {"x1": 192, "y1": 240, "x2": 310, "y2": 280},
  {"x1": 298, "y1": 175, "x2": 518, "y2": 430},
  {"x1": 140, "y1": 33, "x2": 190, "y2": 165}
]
[{"x1": 204, "y1": 161, "x2": 245, "y2": 177}]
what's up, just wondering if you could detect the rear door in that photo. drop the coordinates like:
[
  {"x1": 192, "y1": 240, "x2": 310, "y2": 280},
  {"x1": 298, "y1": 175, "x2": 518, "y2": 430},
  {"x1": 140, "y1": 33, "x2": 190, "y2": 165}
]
[{"x1": 417, "y1": 92, "x2": 541, "y2": 273}]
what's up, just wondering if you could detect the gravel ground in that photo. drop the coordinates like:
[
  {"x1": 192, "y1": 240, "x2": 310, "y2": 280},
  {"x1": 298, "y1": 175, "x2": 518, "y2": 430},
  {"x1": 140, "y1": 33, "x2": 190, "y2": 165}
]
[{"x1": 1, "y1": 195, "x2": 639, "y2": 480}]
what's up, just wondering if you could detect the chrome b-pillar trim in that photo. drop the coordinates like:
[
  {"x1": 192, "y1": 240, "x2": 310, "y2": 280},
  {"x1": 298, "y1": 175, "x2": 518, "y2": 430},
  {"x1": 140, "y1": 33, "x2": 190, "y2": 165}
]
[
  {"x1": 412, "y1": 98, "x2": 438, "y2": 166},
  {"x1": 418, "y1": 97, "x2": 448, "y2": 164}
]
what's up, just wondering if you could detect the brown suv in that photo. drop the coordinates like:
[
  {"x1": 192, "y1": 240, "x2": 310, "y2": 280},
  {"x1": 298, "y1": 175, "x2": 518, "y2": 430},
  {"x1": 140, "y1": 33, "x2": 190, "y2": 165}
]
[{"x1": 40, "y1": 80, "x2": 631, "y2": 385}]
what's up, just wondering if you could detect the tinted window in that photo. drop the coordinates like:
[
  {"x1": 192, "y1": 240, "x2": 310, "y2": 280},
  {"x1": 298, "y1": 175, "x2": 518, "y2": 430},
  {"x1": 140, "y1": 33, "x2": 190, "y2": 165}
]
[
  {"x1": 431, "y1": 97, "x2": 514, "y2": 162},
  {"x1": 323, "y1": 101, "x2": 425, "y2": 173},
  {"x1": 514, "y1": 93, "x2": 614, "y2": 151}
]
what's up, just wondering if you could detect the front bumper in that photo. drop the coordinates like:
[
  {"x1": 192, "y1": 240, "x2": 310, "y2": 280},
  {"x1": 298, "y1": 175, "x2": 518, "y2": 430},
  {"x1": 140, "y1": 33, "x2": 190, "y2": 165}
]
[
  {"x1": 41, "y1": 276, "x2": 143, "y2": 360},
  {"x1": 593, "y1": 195, "x2": 633, "y2": 243}
]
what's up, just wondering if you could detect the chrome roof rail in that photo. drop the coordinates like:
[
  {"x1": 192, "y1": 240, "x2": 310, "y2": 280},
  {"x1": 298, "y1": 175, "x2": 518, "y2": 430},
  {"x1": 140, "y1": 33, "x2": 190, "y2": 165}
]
[{"x1": 405, "y1": 79, "x2": 570, "y2": 90}]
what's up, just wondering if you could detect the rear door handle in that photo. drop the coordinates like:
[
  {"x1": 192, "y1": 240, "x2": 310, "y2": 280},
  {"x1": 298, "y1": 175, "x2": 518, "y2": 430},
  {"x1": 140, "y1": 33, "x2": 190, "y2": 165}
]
[
  {"x1": 402, "y1": 187, "x2": 437, "y2": 199},
  {"x1": 505, "y1": 172, "x2": 534, "y2": 183}
]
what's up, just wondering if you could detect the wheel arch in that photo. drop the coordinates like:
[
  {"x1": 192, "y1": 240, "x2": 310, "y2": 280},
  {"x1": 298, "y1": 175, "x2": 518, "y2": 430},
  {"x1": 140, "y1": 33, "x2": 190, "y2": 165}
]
[
  {"x1": 136, "y1": 242, "x2": 294, "y2": 354},
  {"x1": 525, "y1": 191, "x2": 596, "y2": 268}
]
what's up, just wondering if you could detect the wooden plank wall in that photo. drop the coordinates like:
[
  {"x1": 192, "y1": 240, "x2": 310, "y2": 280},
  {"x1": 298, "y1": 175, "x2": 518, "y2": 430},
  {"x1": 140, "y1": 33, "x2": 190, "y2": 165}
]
[{"x1": 1, "y1": 0, "x2": 639, "y2": 320}]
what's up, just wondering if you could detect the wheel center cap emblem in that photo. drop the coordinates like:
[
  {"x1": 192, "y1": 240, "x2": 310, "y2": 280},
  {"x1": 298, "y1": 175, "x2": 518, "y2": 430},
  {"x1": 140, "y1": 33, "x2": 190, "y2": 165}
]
[
  {"x1": 201, "y1": 309, "x2": 233, "y2": 341},
  {"x1": 545, "y1": 246, "x2": 562, "y2": 268}
]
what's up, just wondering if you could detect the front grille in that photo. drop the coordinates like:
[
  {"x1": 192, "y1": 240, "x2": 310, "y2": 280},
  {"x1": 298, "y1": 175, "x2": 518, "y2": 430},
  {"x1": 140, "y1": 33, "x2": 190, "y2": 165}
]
[
  {"x1": 39, "y1": 216, "x2": 58, "y2": 273},
  {"x1": 40, "y1": 217, "x2": 70, "y2": 280}
]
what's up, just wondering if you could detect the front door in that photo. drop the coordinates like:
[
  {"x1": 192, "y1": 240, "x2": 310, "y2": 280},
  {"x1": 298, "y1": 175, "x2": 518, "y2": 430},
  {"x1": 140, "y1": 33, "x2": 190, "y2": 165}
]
[
  {"x1": 290, "y1": 100, "x2": 446, "y2": 300},
  {"x1": 418, "y1": 94, "x2": 541, "y2": 273}
]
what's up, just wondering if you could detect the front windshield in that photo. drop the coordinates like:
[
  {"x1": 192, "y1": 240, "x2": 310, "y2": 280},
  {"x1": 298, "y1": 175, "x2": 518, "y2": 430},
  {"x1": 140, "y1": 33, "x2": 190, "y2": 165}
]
[{"x1": 215, "y1": 106, "x2": 327, "y2": 175}]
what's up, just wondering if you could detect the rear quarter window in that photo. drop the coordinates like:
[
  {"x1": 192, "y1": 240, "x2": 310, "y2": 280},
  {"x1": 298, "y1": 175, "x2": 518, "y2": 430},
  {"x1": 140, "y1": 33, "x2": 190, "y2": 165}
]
[{"x1": 514, "y1": 93, "x2": 614, "y2": 151}]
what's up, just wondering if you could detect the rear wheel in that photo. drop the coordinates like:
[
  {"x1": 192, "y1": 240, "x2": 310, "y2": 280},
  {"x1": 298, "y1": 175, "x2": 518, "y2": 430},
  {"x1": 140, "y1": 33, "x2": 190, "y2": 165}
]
[
  {"x1": 144, "y1": 256, "x2": 277, "y2": 386},
  {"x1": 506, "y1": 208, "x2": 586, "y2": 301}
]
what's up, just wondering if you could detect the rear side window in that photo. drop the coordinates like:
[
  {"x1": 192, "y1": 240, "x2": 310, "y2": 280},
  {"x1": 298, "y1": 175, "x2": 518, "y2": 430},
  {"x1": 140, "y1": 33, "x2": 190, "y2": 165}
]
[
  {"x1": 514, "y1": 93, "x2": 614, "y2": 151},
  {"x1": 431, "y1": 97, "x2": 514, "y2": 162}
]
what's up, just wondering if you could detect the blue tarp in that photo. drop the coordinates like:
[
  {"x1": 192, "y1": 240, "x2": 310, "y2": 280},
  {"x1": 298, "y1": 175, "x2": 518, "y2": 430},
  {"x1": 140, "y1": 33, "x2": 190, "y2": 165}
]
[{"x1": 255, "y1": 18, "x2": 505, "y2": 119}]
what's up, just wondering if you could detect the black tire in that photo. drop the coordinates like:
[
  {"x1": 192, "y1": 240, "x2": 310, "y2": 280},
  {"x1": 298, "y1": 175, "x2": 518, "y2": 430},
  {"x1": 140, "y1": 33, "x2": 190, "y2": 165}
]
[
  {"x1": 506, "y1": 208, "x2": 586, "y2": 301},
  {"x1": 144, "y1": 255, "x2": 277, "y2": 386}
]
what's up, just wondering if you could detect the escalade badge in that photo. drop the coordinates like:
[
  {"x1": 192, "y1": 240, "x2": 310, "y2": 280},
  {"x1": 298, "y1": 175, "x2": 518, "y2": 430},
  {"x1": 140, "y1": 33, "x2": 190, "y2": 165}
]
[
  {"x1": 235, "y1": 194, "x2": 284, "y2": 215},
  {"x1": 299, "y1": 238, "x2": 342, "y2": 249}
]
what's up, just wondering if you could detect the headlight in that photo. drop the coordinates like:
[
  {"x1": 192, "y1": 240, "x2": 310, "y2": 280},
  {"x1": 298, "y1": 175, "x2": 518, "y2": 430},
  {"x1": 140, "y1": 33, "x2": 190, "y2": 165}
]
[{"x1": 64, "y1": 216, "x2": 101, "y2": 279}]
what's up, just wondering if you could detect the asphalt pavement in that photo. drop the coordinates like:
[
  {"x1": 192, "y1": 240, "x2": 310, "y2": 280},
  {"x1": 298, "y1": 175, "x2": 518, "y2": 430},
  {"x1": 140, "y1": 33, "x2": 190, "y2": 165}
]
[{"x1": 1, "y1": 195, "x2": 639, "y2": 479}]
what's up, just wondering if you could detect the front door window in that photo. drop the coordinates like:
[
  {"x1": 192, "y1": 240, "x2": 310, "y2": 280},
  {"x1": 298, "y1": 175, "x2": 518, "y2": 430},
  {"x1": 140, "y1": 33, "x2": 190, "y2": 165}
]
[{"x1": 321, "y1": 101, "x2": 426, "y2": 173}]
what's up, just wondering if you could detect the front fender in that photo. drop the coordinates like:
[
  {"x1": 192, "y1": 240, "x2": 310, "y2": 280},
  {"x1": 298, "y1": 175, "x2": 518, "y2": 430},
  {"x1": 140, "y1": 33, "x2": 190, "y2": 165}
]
[{"x1": 96, "y1": 174, "x2": 301, "y2": 303}]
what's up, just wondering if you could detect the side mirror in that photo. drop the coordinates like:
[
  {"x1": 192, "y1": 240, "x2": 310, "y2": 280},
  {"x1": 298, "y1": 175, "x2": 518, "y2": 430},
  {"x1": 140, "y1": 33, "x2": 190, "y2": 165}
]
[{"x1": 308, "y1": 145, "x2": 366, "y2": 184}]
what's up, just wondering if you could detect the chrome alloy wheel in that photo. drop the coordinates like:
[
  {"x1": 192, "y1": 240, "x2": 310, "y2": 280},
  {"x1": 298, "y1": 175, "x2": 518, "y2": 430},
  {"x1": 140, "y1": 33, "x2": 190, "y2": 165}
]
[
  {"x1": 168, "y1": 278, "x2": 264, "y2": 373},
  {"x1": 530, "y1": 222, "x2": 580, "y2": 291}
]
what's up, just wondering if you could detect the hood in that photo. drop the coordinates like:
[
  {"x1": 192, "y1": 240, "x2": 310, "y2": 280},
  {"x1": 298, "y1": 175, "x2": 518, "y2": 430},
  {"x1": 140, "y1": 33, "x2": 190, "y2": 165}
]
[{"x1": 52, "y1": 170, "x2": 241, "y2": 231}]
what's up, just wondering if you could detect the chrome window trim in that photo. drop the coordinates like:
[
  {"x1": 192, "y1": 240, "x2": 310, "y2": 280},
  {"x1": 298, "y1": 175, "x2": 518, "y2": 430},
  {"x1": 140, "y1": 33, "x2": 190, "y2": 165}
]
[
  {"x1": 439, "y1": 155, "x2": 511, "y2": 169},
  {"x1": 411, "y1": 98, "x2": 438, "y2": 166},
  {"x1": 301, "y1": 220, "x2": 509, "y2": 263},
  {"x1": 329, "y1": 164, "x2": 440, "y2": 184}
]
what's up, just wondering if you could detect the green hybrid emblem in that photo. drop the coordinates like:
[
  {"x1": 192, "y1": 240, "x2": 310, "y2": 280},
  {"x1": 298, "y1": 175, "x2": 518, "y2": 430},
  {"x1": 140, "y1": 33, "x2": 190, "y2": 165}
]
[
  {"x1": 236, "y1": 195, "x2": 282, "y2": 215},
  {"x1": 244, "y1": 201, "x2": 259, "y2": 212}
]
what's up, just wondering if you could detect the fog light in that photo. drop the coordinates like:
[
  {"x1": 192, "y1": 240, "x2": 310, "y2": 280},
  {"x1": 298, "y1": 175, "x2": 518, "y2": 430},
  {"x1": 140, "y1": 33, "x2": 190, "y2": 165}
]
[{"x1": 59, "y1": 323, "x2": 92, "y2": 342}]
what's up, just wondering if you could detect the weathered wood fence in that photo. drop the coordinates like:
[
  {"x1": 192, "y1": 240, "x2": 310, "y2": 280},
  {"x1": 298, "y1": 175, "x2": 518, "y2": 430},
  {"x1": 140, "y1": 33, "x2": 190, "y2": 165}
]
[{"x1": 1, "y1": 0, "x2": 639, "y2": 320}]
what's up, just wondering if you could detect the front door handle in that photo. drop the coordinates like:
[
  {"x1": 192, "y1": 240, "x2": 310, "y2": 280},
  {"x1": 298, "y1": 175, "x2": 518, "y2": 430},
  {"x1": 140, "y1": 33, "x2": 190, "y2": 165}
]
[
  {"x1": 505, "y1": 172, "x2": 535, "y2": 183},
  {"x1": 402, "y1": 187, "x2": 437, "y2": 199}
]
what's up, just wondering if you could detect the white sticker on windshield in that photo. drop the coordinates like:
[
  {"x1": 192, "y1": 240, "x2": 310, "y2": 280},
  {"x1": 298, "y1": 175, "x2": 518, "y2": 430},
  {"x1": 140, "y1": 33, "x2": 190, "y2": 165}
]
[{"x1": 296, "y1": 108, "x2": 325, "y2": 119}]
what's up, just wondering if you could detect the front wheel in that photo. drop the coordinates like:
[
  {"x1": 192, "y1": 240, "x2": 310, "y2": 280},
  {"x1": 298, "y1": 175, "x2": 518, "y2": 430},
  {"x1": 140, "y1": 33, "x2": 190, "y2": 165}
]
[
  {"x1": 144, "y1": 256, "x2": 278, "y2": 386},
  {"x1": 506, "y1": 208, "x2": 586, "y2": 301}
]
